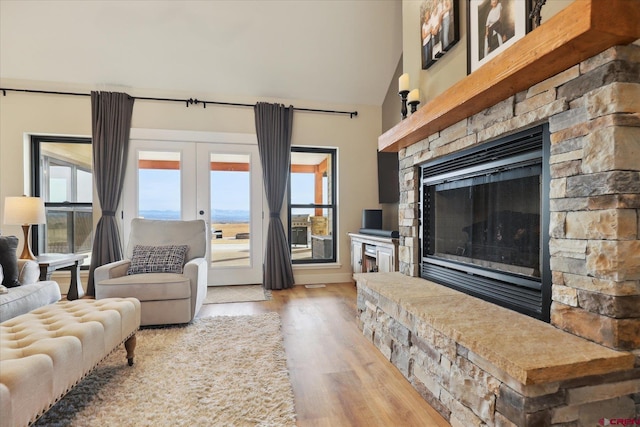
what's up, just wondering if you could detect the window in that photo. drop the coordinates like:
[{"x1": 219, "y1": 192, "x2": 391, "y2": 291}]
[
  {"x1": 31, "y1": 136, "x2": 93, "y2": 266},
  {"x1": 289, "y1": 147, "x2": 336, "y2": 264}
]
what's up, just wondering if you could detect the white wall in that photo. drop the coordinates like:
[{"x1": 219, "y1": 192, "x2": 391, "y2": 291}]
[{"x1": 0, "y1": 80, "x2": 382, "y2": 287}]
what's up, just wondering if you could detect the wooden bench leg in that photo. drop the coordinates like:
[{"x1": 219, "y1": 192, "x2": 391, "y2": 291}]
[{"x1": 125, "y1": 334, "x2": 137, "y2": 366}]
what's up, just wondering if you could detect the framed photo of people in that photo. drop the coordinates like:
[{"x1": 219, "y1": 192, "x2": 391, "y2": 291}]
[
  {"x1": 420, "y1": 0, "x2": 459, "y2": 70},
  {"x1": 467, "y1": 0, "x2": 530, "y2": 74}
]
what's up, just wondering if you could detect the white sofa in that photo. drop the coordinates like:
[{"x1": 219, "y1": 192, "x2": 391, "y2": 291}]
[
  {"x1": 94, "y1": 219, "x2": 208, "y2": 326},
  {"x1": 0, "y1": 260, "x2": 61, "y2": 323}
]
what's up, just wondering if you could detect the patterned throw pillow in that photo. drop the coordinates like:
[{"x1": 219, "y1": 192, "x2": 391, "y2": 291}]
[{"x1": 127, "y1": 244, "x2": 189, "y2": 275}]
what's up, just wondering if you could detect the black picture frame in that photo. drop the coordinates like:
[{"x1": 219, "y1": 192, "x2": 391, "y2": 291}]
[
  {"x1": 420, "y1": 0, "x2": 460, "y2": 70},
  {"x1": 467, "y1": 0, "x2": 531, "y2": 74}
]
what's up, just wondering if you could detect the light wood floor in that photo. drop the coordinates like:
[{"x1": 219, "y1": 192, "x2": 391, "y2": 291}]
[{"x1": 198, "y1": 282, "x2": 450, "y2": 427}]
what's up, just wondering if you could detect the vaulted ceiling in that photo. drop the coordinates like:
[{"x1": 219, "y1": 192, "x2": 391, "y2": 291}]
[{"x1": 0, "y1": 0, "x2": 403, "y2": 107}]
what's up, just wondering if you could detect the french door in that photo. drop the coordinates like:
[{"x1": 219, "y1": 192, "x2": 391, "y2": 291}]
[{"x1": 123, "y1": 130, "x2": 264, "y2": 286}]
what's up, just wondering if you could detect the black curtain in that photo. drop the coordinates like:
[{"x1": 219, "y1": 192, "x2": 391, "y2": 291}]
[
  {"x1": 254, "y1": 102, "x2": 295, "y2": 290},
  {"x1": 87, "y1": 91, "x2": 135, "y2": 295}
]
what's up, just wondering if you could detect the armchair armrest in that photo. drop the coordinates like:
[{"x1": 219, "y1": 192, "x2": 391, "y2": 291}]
[
  {"x1": 183, "y1": 257, "x2": 208, "y2": 316},
  {"x1": 18, "y1": 259, "x2": 40, "y2": 285},
  {"x1": 94, "y1": 259, "x2": 131, "y2": 283},
  {"x1": 183, "y1": 257, "x2": 207, "y2": 281}
]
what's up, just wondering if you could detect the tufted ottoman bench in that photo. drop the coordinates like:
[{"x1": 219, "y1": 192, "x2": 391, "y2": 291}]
[{"x1": 0, "y1": 298, "x2": 141, "y2": 427}]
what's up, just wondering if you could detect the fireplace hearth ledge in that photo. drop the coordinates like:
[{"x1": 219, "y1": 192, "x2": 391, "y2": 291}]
[
  {"x1": 356, "y1": 272, "x2": 638, "y2": 425},
  {"x1": 356, "y1": 272, "x2": 633, "y2": 384}
]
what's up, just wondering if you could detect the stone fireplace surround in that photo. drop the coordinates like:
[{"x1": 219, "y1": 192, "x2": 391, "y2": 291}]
[
  {"x1": 355, "y1": 44, "x2": 640, "y2": 426},
  {"x1": 398, "y1": 44, "x2": 640, "y2": 352}
]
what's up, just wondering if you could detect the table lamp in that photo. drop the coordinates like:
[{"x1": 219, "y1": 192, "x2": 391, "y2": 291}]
[{"x1": 3, "y1": 195, "x2": 46, "y2": 260}]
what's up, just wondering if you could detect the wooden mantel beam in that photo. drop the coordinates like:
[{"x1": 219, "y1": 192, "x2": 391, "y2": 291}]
[{"x1": 379, "y1": 0, "x2": 640, "y2": 153}]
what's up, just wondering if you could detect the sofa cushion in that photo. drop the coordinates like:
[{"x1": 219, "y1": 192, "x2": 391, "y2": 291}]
[
  {"x1": 0, "y1": 281, "x2": 61, "y2": 323},
  {"x1": 0, "y1": 236, "x2": 20, "y2": 288},
  {"x1": 127, "y1": 244, "x2": 188, "y2": 275}
]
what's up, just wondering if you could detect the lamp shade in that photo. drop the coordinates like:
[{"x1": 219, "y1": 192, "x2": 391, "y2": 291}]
[{"x1": 4, "y1": 196, "x2": 46, "y2": 225}]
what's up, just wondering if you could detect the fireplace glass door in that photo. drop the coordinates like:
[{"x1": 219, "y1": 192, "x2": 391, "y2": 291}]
[
  {"x1": 420, "y1": 125, "x2": 551, "y2": 321},
  {"x1": 426, "y1": 169, "x2": 541, "y2": 278}
]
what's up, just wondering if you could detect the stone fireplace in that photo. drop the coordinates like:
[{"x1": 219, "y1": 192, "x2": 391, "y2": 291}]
[
  {"x1": 397, "y1": 44, "x2": 640, "y2": 352},
  {"x1": 420, "y1": 125, "x2": 551, "y2": 321},
  {"x1": 355, "y1": 8, "x2": 640, "y2": 423}
]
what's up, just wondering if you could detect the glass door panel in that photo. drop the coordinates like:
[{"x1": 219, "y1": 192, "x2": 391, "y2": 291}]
[
  {"x1": 197, "y1": 144, "x2": 263, "y2": 285},
  {"x1": 123, "y1": 141, "x2": 197, "y2": 243},
  {"x1": 137, "y1": 150, "x2": 182, "y2": 220},
  {"x1": 209, "y1": 153, "x2": 251, "y2": 267}
]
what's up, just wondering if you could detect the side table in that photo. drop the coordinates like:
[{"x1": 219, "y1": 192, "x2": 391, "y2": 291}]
[{"x1": 37, "y1": 253, "x2": 89, "y2": 300}]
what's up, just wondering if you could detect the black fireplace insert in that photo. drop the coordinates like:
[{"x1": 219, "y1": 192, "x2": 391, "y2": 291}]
[{"x1": 420, "y1": 125, "x2": 551, "y2": 320}]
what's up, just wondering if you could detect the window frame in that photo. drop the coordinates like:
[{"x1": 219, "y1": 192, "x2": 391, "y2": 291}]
[
  {"x1": 31, "y1": 135, "x2": 93, "y2": 262},
  {"x1": 288, "y1": 146, "x2": 337, "y2": 264}
]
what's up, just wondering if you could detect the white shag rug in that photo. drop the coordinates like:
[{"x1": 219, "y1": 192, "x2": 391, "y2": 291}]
[{"x1": 35, "y1": 313, "x2": 296, "y2": 427}]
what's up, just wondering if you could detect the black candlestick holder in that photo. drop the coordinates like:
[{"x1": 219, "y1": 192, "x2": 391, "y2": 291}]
[
  {"x1": 399, "y1": 90, "x2": 409, "y2": 120},
  {"x1": 409, "y1": 100, "x2": 420, "y2": 114}
]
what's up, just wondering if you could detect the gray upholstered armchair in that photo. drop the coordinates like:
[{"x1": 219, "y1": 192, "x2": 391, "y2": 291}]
[{"x1": 94, "y1": 218, "x2": 208, "y2": 326}]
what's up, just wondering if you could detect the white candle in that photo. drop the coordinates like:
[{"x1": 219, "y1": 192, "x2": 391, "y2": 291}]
[
  {"x1": 399, "y1": 73, "x2": 410, "y2": 92},
  {"x1": 408, "y1": 89, "x2": 420, "y2": 103}
]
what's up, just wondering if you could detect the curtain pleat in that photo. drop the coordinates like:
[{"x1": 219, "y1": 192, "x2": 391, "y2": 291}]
[
  {"x1": 87, "y1": 91, "x2": 134, "y2": 295},
  {"x1": 254, "y1": 102, "x2": 295, "y2": 290}
]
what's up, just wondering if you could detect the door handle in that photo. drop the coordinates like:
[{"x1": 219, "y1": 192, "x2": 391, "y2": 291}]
[{"x1": 199, "y1": 210, "x2": 205, "y2": 215}]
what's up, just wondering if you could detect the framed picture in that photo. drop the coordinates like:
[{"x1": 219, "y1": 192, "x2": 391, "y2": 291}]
[
  {"x1": 420, "y1": 0, "x2": 459, "y2": 70},
  {"x1": 467, "y1": 0, "x2": 530, "y2": 74}
]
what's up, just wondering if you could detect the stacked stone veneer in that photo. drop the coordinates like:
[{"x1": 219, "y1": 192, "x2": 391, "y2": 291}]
[
  {"x1": 396, "y1": 44, "x2": 640, "y2": 353},
  {"x1": 356, "y1": 274, "x2": 640, "y2": 426}
]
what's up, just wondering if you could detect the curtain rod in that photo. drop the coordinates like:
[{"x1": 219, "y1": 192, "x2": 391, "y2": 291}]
[{"x1": 0, "y1": 87, "x2": 358, "y2": 118}]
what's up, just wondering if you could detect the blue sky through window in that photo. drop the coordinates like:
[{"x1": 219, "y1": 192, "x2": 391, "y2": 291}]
[
  {"x1": 138, "y1": 168, "x2": 313, "y2": 221},
  {"x1": 291, "y1": 173, "x2": 314, "y2": 205},
  {"x1": 138, "y1": 169, "x2": 181, "y2": 212}
]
